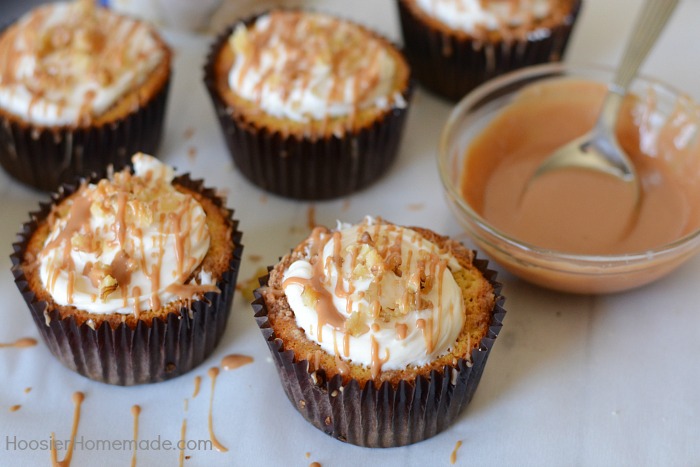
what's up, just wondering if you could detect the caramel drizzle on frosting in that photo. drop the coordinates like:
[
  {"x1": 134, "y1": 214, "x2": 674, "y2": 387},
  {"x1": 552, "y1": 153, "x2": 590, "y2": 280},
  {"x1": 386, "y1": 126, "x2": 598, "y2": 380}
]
[
  {"x1": 284, "y1": 218, "x2": 461, "y2": 379},
  {"x1": 38, "y1": 155, "x2": 213, "y2": 315},
  {"x1": 0, "y1": 0, "x2": 163, "y2": 124},
  {"x1": 229, "y1": 11, "x2": 394, "y2": 122}
]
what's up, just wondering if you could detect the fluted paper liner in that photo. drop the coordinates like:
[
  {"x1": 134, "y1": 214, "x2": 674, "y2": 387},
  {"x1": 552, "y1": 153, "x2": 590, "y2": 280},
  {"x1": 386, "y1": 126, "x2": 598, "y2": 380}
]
[
  {"x1": 10, "y1": 173, "x2": 243, "y2": 386},
  {"x1": 397, "y1": 0, "x2": 582, "y2": 101},
  {"x1": 252, "y1": 255, "x2": 506, "y2": 447},
  {"x1": 0, "y1": 73, "x2": 170, "y2": 192},
  {"x1": 203, "y1": 13, "x2": 413, "y2": 200}
]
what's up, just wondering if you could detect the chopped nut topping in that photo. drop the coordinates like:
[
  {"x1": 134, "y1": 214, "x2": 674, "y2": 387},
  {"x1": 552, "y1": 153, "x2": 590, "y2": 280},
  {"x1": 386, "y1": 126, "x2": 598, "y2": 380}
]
[{"x1": 99, "y1": 274, "x2": 118, "y2": 301}]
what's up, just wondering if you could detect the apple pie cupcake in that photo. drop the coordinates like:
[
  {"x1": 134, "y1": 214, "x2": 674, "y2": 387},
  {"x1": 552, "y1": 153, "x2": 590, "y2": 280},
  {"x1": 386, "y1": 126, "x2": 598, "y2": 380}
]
[
  {"x1": 204, "y1": 10, "x2": 412, "y2": 200},
  {"x1": 0, "y1": 0, "x2": 171, "y2": 191},
  {"x1": 397, "y1": 0, "x2": 582, "y2": 100},
  {"x1": 11, "y1": 154, "x2": 243, "y2": 385},
  {"x1": 253, "y1": 217, "x2": 505, "y2": 447}
]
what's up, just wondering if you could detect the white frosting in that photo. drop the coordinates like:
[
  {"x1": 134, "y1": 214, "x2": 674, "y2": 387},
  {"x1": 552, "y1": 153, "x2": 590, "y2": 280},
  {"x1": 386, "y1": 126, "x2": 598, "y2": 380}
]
[
  {"x1": 38, "y1": 154, "x2": 212, "y2": 315},
  {"x1": 0, "y1": 1, "x2": 166, "y2": 126},
  {"x1": 227, "y1": 11, "x2": 405, "y2": 122},
  {"x1": 282, "y1": 218, "x2": 466, "y2": 372},
  {"x1": 414, "y1": 0, "x2": 553, "y2": 33}
]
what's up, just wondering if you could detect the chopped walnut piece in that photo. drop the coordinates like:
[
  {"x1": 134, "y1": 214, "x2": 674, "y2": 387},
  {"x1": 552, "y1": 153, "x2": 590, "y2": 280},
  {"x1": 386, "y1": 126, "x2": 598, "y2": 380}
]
[
  {"x1": 344, "y1": 311, "x2": 369, "y2": 337},
  {"x1": 99, "y1": 275, "x2": 119, "y2": 301}
]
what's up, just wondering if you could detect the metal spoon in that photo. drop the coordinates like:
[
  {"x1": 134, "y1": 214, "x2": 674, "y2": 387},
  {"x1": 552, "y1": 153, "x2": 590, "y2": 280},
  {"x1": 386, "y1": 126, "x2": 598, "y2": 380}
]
[{"x1": 527, "y1": 0, "x2": 679, "y2": 196}]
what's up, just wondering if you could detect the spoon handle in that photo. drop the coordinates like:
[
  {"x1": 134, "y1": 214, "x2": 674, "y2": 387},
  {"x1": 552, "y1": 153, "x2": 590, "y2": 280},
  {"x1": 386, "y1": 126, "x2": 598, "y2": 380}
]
[{"x1": 613, "y1": 0, "x2": 679, "y2": 92}]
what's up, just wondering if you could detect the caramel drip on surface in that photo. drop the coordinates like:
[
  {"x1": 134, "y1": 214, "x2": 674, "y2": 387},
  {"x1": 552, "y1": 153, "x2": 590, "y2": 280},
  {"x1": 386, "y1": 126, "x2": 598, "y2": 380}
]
[
  {"x1": 9, "y1": 404, "x2": 21, "y2": 412},
  {"x1": 192, "y1": 375, "x2": 202, "y2": 398},
  {"x1": 310, "y1": 463, "x2": 322, "y2": 467},
  {"x1": 0, "y1": 337, "x2": 38, "y2": 349},
  {"x1": 130, "y1": 405, "x2": 140, "y2": 467},
  {"x1": 206, "y1": 367, "x2": 228, "y2": 453},
  {"x1": 178, "y1": 416, "x2": 187, "y2": 467},
  {"x1": 312, "y1": 351, "x2": 322, "y2": 371},
  {"x1": 450, "y1": 440, "x2": 463, "y2": 465},
  {"x1": 24, "y1": 387, "x2": 32, "y2": 394},
  {"x1": 221, "y1": 354, "x2": 253, "y2": 371},
  {"x1": 50, "y1": 391, "x2": 85, "y2": 467}
]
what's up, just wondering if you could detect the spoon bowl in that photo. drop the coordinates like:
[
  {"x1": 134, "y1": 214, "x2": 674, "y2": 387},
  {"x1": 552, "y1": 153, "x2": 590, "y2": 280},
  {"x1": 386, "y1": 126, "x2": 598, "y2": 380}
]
[{"x1": 527, "y1": 0, "x2": 679, "y2": 194}]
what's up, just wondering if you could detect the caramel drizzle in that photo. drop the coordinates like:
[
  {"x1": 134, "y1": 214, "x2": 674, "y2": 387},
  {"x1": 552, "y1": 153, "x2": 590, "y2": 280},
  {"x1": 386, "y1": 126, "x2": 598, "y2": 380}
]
[
  {"x1": 234, "y1": 11, "x2": 390, "y2": 112},
  {"x1": 192, "y1": 375, "x2": 202, "y2": 398},
  {"x1": 221, "y1": 354, "x2": 254, "y2": 371},
  {"x1": 370, "y1": 335, "x2": 390, "y2": 380},
  {"x1": 0, "y1": 337, "x2": 38, "y2": 349},
  {"x1": 50, "y1": 391, "x2": 85, "y2": 467},
  {"x1": 9, "y1": 404, "x2": 21, "y2": 412},
  {"x1": 206, "y1": 367, "x2": 228, "y2": 453},
  {"x1": 178, "y1": 410, "x2": 187, "y2": 467},
  {"x1": 450, "y1": 440, "x2": 463, "y2": 465},
  {"x1": 130, "y1": 405, "x2": 140, "y2": 467},
  {"x1": 283, "y1": 228, "x2": 347, "y2": 343}
]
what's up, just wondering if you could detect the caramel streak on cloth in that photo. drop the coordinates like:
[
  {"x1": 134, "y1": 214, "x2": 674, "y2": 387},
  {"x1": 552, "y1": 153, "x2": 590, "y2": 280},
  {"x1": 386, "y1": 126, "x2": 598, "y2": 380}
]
[
  {"x1": 220, "y1": 354, "x2": 253, "y2": 371},
  {"x1": 450, "y1": 440, "x2": 463, "y2": 465},
  {"x1": 206, "y1": 367, "x2": 228, "y2": 453},
  {"x1": 192, "y1": 375, "x2": 202, "y2": 398},
  {"x1": 0, "y1": 337, "x2": 37, "y2": 348},
  {"x1": 131, "y1": 405, "x2": 141, "y2": 467},
  {"x1": 9, "y1": 405, "x2": 21, "y2": 412},
  {"x1": 50, "y1": 391, "x2": 85, "y2": 467},
  {"x1": 178, "y1": 417, "x2": 187, "y2": 467}
]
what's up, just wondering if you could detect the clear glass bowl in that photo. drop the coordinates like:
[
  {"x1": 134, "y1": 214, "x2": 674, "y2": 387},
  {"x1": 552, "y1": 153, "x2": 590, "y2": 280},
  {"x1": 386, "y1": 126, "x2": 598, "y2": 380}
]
[{"x1": 438, "y1": 62, "x2": 700, "y2": 294}]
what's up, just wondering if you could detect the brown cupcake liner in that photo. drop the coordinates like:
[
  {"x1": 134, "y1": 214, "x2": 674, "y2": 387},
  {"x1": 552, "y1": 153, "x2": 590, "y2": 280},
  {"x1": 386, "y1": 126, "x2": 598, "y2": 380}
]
[
  {"x1": 0, "y1": 73, "x2": 170, "y2": 192},
  {"x1": 10, "y1": 172, "x2": 244, "y2": 386},
  {"x1": 203, "y1": 13, "x2": 414, "y2": 200},
  {"x1": 397, "y1": 0, "x2": 582, "y2": 101},
  {"x1": 252, "y1": 254, "x2": 506, "y2": 447}
]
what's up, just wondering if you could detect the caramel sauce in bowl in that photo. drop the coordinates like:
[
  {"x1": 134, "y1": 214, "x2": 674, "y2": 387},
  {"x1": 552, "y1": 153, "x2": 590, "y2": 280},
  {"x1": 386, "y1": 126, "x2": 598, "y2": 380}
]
[{"x1": 439, "y1": 63, "x2": 700, "y2": 294}]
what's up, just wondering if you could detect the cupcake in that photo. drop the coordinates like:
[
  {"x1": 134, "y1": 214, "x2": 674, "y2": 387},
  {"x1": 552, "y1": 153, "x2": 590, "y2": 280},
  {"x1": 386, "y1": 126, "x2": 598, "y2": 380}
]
[
  {"x1": 397, "y1": 0, "x2": 582, "y2": 101},
  {"x1": 0, "y1": 0, "x2": 172, "y2": 191},
  {"x1": 204, "y1": 10, "x2": 412, "y2": 200},
  {"x1": 252, "y1": 217, "x2": 505, "y2": 447},
  {"x1": 10, "y1": 153, "x2": 243, "y2": 385}
]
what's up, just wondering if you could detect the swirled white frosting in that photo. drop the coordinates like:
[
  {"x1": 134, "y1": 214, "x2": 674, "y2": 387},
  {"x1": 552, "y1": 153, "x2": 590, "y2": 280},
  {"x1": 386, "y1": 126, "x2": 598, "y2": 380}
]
[
  {"x1": 227, "y1": 11, "x2": 405, "y2": 122},
  {"x1": 38, "y1": 154, "x2": 214, "y2": 315},
  {"x1": 282, "y1": 217, "x2": 466, "y2": 373},
  {"x1": 414, "y1": 0, "x2": 553, "y2": 33},
  {"x1": 0, "y1": 1, "x2": 166, "y2": 126}
]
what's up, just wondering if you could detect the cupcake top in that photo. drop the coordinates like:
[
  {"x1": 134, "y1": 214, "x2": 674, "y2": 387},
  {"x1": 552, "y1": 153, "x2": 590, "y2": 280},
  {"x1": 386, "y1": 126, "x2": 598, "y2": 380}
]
[
  {"x1": 37, "y1": 154, "x2": 217, "y2": 316},
  {"x1": 412, "y1": 0, "x2": 569, "y2": 36},
  {"x1": 281, "y1": 217, "x2": 466, "y2": 377},
  {"x1": 0, "y1": 0, "x2": 167, "y2": 126},
  {"x1": 226, "y1": 10, "x2": 407, "y2": 122}
]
